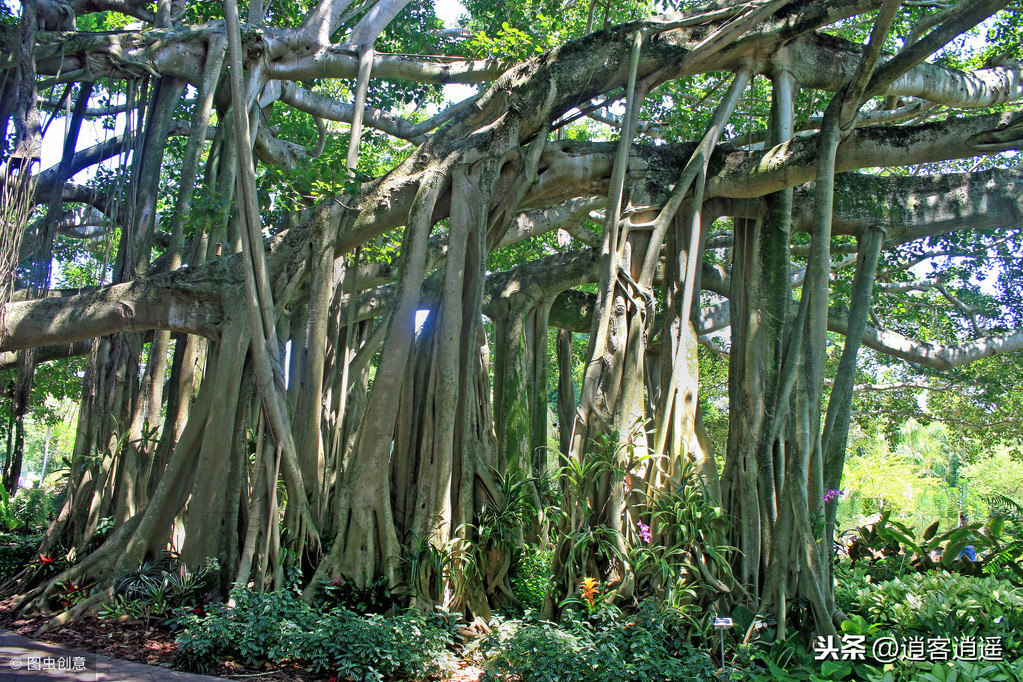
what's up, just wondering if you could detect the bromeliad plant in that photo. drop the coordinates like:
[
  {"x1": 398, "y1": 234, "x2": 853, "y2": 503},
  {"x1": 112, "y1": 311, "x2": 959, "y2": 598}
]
[
  {"x1": 558, "y1": 576, "x2": 621, "y2": 620},
  {"x1": 101, "y1": 556, "x2": 218, "y2": 623},
  {"x1": 547, "y1": 432, "x2": 631, "y2": 614},
  {"x1": 54, "y1": 579, "x2": 91, "y2": 610},
  {"x1": 29, "y1": 545, "x2": 72, "y2": 582},
  {"x1": 549, "y1": 425, "x2": 738, "y2": 614},
  {"x1": 630, "y1": 458, "x2": 737, "y2": 607}
]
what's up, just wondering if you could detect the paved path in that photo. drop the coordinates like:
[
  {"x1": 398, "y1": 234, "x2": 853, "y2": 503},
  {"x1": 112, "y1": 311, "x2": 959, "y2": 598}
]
[{"x1": 0, "y1": 631, "x2": 224, "y2": 681}]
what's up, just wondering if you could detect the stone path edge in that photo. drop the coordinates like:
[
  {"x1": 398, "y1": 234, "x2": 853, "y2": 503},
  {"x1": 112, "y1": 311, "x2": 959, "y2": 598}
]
[{"x1": 0, "y1": 630, "x2": 224, "y2": 681}]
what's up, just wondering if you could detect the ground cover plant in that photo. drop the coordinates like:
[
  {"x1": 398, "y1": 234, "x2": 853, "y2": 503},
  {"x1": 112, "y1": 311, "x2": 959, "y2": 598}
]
[
  {"x1": 474, "y1": 604, "x2": 728, "y2": 682},
  {"x1": 172, "y1": 587, "x2": 459, "y2": 680}
]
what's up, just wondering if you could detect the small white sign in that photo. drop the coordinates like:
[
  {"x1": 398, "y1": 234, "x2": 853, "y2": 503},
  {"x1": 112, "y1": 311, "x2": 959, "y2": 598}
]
[{"x1": 713, "y1": 617, "x2": 733, "y2": 627}]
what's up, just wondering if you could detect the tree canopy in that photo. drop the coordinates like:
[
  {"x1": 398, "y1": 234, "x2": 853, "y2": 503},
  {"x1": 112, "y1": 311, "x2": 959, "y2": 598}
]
[{"x1": 1, "y1": 0, "x2": 1022, "y2": 637}]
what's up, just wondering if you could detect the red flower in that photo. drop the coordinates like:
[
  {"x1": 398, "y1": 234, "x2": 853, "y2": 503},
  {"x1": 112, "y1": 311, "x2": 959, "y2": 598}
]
[{"x1": 38, "y1": 554, "x2": 53, "y2": 564}]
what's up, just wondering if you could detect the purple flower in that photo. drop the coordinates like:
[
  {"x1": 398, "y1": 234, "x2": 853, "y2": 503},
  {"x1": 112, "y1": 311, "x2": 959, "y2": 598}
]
[
  {"x1": 823, "y1": 489, "x2": 845, "y2": 504},
  {"x1": 637, "y1": 522, "x2": 652, "y2": 544}
]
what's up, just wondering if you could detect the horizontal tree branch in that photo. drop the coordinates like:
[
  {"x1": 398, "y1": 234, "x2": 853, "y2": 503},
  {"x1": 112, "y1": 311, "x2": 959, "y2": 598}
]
[
  {"x1": 789, "y1": 31, "x2": 1023, "y2": 109},
  {"x1": 267, "y1": 49, "x2": 508, "y2": 84},
  {"x1": 0, "y1": 340, "x2": 92, "y2": 371},
  {"x1": 69, "y1": 0, "x2": 154, "y2": 22},
  {"x1": 0, "y1": 269, "x2": 226, "y2": 352},
  {"x1": 278, "y1": 82, "x2": 476, "y2": 141},
  {"x1": 845, "y1": 381, "x2": 954, "y2": 392},
  {"x1": 828, "y1": 308, "x2": 1023, "y2": 371}
]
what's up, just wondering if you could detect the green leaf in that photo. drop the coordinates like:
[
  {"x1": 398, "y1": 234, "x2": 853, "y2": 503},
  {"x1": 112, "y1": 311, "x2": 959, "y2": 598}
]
[
  {"x1": 840, "y1": 614, "x2": 870, "y2": 635},
  {"x1": 987, "y1": 514, "x2": 1004, "y2": 539},
  {"x1": 941, "y1": 540, "x2": 970, "y2": 567},
  {"x1": 733, "y1": 604, "x2": 755, "y2": 631},
  {"x1": 820, "y1": 660, "x2": 851, "y2": 679}
]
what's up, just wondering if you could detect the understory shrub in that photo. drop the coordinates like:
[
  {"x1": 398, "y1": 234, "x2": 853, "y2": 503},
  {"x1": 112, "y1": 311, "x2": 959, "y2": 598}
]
[
  {"x1": 11, "y1": 488, "x2": 53, "y2": 533},
  {"x1": 0, "y1": 532, "x2": 42, "y2": 580},
  {"x1": 750, "y1": 643, "x2": 1022, "y2": 682},
  {"x1": 825, "y1": 566, "x2": 1023, "y2": 681},
  {"x1": 0, "y1": 486, "x2": 20, "y2": 532},
  {"x1": 841, "y1": 511, "x2": 1023, "y2": 586},
  {"x1": 510, "y1": 544, "x2": 553, "y2": 611},
  {"x1": 475, "y1": 602, "x2": 747, "y2": 681},
  {"x1": 836, "y1": 566, "x2": 1023, "y2": 657},
  {"x1": 319, "y1": 574, "x2": 406, "y2": 614},
  {"x1": 174, "y1": 587, "x2": 457, "y2": 681}
]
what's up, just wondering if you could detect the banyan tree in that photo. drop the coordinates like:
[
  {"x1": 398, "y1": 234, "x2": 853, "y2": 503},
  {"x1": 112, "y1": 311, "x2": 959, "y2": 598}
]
[{"x1": 2, "y1": 0, "x2": 1023, "y2": 637}]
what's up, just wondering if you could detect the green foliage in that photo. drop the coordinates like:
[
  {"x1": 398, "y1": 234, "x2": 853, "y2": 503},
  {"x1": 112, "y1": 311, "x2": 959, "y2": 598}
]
[
  {"x1": 842, "y1": 510, "x2": 1023, "y2": 585},
  {"x1": 461, "y1": 0, "x2": 651, "y2": 57},
  {"x1": 631, "y1": 458, "x2": 735, "y2": 607},
  {"x1": 553, "y1": 431, "x2": 629, "y2": 589},
  {"x1": 11, "y1": 488, "x2": 52, "y2": 533},
  {"x1": 559, "y1": 576, "x2": 621, "y2": 620},
  {"x1": 451, "y1": 468, "x2": 544, "y2": 605},
  {"x1": 53, "y1": 578, "x2": 90, "y2": 610},
  {"x1": 318, "y1": 574, "x2": 407, "y2": 614},
  {"x1": 465, "y1": 20, "x2": 548, "y2": 60},
  {"x1": 476, "y1": 469, "x2": 538, "y2": 549},
  {"x1": 748, "y1": 640, "x2": 1022, "y2": 682},
  {"x1": 836, "y1": 566, "x2": 1023, "y2": 661},
  {"x1": 103, "y1": 556, "x2": 218, "y2": 623},
  {"x1": 0, "y1": 485, "x2": 21, "y2": 532},
  {"x1": 964, "y1": 449, "x2": 1023, "y2": 534},
  {"x1": 837, "y1": 424, "x2": 972, "y2": 533},
  {"x1": 511, "y1": 544, "x2": 553, "y2": 611},
  {"x1": 476, "y1": 602, "x2": 739, "y2": 682},
  {"x1": 29, "y1": 545, "x2": 71, "y2": 581},
  {"x1": 898, "y1": 659, "x2": 1023, "y2": 682},
  {"x1": 174, "y1": 587, "x2": 457, "y2": 681},
  {"x1": 744, "y1": 589, "x2": 1023, "y2": 682},
  {"x1": 401, "y1": 529, "x2": 452, "y2": 604},
  {"x1": 550, "y1": 428, "x2": 735, "y2": 609},
  {"x1": 75, "y1": 10, "x2": 137, "y2": 32},
  {"x1": 745, "y1": 634, "x2": 885, "y2": 682},
  {"x1": 0, "y1": 532, "x2": 42, "y2": 580}
]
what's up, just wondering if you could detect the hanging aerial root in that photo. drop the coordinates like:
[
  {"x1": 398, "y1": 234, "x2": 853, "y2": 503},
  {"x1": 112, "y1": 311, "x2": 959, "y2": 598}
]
[
  {"x1": 306, "y1": 168, "x2": 449, "y2": 597},
  {"x1": 573, "y1": 29, "x2": 644, "y2": 451}
]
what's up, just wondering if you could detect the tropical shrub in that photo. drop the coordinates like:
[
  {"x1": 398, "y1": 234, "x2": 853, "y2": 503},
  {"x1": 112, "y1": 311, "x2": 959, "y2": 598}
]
[
  {"x1": 174, "y1": 587, "x2": 458, "y2": 681},
  {"x1": 318, "y1": 574, "x2": 407, "y2": 614},
  {"x1": 0, "y1": 486, "x2": 21, "y2": 532},
  {"x1": 841, "y1": 511, "x2": 1023, "y2": 585},
  {"x1": 510, "y1": 544, "x2": 553, "y2": 611},
  {"x1": 0, "y1": 532, "x2": 42, "y2": 580},
  {"x1": 476, "y1": 602, "x2": 745, "y2": 682},
  {"x1": 11, "y1": 488, "x2": 52, "y2": 533},
  {"x1": 835, "y1": 567, "x2": 1023, "y2": 661}
]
